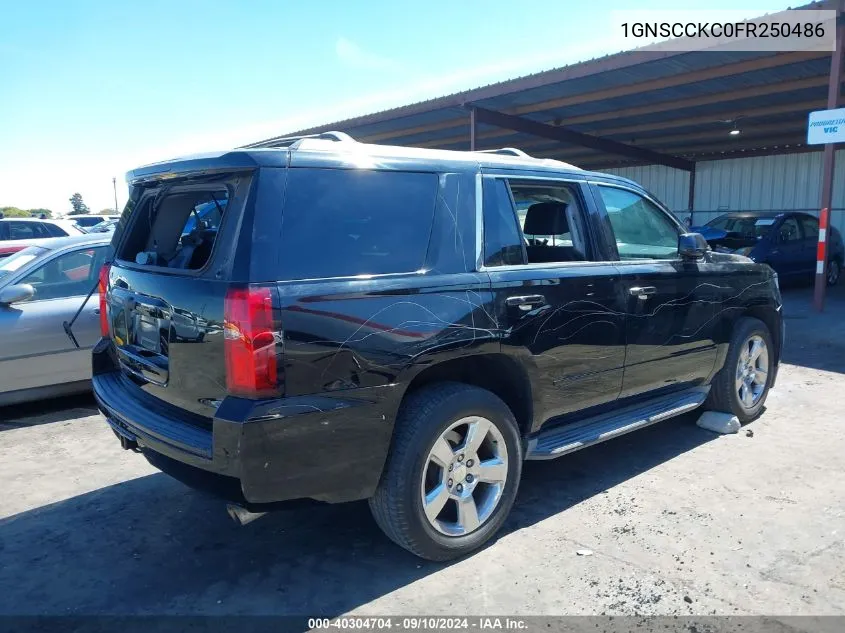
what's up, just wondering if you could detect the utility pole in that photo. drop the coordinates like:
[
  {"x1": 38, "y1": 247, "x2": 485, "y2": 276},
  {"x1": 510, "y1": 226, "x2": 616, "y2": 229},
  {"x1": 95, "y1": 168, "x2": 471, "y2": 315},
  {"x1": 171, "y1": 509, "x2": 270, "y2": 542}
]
[
  {"x1": 814, "y1": 2, "x2": 845, "y2": 311},
  {"x1": 112, "y1": 177, "x2": 119, "y2": 214}
]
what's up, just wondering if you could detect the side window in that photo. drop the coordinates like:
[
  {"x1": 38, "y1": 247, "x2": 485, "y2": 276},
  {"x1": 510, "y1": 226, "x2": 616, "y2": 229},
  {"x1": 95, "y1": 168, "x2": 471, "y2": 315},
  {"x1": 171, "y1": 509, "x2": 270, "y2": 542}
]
[
  {"x1": 597, "y1": 186, "x2": 679, "y2": 260},
  {"x1": 33, "y1": 223, "x2": 53, "y2": 238},
  {"x1": 799, "y1": 216, "x2": 819, "y2": 241},
  {"x1": 482, "y1": 179, "x2": 524, "y2": 267},
  {"x1": 279, "y1": 169, "x2": 437, "y2": 279},
  {"x1": 506, "y1": 180, "x2": 592, "y2": 264},
  {"x1": 0, "y1": 223, "x2": 8, "y2": 239},
  {"x1": 45, "y1": 223, "x2": 68, "y2": 237},
  {"x1": 18, "y1": 247, "x2": 106, "y2": 301},
  {"x1": 778, "y1": 217, "x2": 801, "y2": 243},
  {"x1": 9, "y1": 222, "x2": 36, "y2": 239}
]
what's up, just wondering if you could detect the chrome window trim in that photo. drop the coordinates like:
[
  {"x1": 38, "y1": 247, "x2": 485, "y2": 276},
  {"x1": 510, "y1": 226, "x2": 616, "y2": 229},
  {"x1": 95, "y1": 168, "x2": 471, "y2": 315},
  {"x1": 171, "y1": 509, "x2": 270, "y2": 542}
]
[{"x1": 480, "y1": 261, "x2": 622, "y2": 273}]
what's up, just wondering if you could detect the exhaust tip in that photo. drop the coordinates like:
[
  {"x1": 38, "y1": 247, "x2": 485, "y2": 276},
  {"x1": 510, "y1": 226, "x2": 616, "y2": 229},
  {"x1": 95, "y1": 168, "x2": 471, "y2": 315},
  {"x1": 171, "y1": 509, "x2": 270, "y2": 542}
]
[{"x1": 226, "y1": 504, "x2": 267, "y2": 526}]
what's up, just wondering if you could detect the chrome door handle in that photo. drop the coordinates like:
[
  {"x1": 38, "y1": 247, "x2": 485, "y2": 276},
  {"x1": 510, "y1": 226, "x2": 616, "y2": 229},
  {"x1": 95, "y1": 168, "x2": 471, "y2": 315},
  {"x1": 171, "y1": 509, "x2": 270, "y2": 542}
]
[
  {"x1": 629, "y1": 286, "x2": 657, "y2": 299},
  {"x1": 506, "y1": 294, "x2": 545, "y2": 310}
]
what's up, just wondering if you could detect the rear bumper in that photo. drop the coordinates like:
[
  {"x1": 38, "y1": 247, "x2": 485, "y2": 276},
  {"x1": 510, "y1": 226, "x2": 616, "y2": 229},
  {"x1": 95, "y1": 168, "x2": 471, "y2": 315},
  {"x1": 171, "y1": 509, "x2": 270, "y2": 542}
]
[{"x1": 93, "y1": 360, "x2": 400, "y2": 506}]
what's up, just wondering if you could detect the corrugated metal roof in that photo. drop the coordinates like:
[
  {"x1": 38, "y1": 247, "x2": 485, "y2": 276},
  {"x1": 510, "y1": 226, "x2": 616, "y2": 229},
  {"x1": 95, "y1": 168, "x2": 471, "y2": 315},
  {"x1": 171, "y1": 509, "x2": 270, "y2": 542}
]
[{"x1": 247, "y1": 1, "x2": 835, "y2": 167}]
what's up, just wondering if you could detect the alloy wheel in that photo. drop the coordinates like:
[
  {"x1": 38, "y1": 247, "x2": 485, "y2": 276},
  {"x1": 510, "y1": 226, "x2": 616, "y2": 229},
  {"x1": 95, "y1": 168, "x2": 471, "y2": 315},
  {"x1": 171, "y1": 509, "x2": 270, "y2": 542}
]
[
  {"x1": 828, "y1": 260, "x2": 840, "y2": 285},
  {"x1": 420, "y1": 416, "x2": 508, "y2": 536},
  {"x1": 735, "y1": 335, "x2": 769, "y2": 409}
]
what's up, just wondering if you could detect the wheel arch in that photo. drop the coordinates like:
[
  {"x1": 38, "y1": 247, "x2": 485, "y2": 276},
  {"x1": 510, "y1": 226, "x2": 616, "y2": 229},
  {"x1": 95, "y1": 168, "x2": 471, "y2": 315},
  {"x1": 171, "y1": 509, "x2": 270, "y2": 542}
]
[
  {"x1": 741, "y1": 304, "x2": 782, "y2": 367},
  {"x1": 399, "y1": 354, "x2": 534, "y2": 436}
]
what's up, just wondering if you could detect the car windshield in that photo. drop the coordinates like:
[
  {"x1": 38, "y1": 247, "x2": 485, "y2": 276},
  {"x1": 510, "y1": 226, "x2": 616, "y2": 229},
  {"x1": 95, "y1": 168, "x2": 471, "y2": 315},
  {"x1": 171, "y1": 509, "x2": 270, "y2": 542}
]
[
  {"x1": 0, "y1": 246, "x2": 48, "y2": 279},
  {"x1": 706, "y1": 216, "x2": 777, "y2": 239},
  {"x1": 89, "y1": 219, "x2": 117, "y2": 233}
]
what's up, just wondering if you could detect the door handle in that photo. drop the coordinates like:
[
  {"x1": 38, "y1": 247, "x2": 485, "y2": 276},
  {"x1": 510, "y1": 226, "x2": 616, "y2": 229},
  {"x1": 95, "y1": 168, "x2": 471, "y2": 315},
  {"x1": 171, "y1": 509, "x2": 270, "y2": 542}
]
[
  {"x1": 629, "y1": 286, "x2": 657, "y2": 299},
  {"x1": 93, "y1": 308, "x2": 101, "y2": 315},
  {"x1": 506, "y1": 294, "x2": 545, "y2": 310}
]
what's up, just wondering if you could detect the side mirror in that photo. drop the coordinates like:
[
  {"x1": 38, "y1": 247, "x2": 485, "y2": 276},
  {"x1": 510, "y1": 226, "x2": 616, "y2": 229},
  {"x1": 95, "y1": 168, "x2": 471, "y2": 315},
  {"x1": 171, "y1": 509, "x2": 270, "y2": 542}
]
[
  {"x1": 678, "y1": 232, "x2": 709, "y2": 260},
  {"x1": 0, "y1": 283, "x2": 35, "y2": 305}
]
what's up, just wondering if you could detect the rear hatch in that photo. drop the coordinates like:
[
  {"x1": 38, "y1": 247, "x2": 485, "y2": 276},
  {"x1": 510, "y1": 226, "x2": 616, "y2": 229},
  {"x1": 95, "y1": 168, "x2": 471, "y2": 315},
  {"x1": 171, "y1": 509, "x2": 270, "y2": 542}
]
[{"x1": 103, "y1": 164, "x2": 279, "y2": 418}]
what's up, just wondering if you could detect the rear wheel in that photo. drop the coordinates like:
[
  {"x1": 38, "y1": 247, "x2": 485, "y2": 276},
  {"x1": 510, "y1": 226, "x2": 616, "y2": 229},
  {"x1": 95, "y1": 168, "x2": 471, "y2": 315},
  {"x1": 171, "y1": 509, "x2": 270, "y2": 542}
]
[
  {"x1": 706, "y1": 317, "x2": 774, "y2": 423},
  {"x1": 828, "y1": 258, "x2": 841, "y2": 287},
  {"x1": 369, "y1": 382, "x2": 522, "y2": 561}
]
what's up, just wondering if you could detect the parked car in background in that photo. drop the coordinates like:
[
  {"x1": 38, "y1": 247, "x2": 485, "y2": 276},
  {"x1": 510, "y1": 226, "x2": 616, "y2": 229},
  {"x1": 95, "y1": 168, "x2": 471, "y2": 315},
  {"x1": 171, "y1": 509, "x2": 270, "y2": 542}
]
[
  {"x1": 0, "y1": 218, "x2": 86, "y2": 259},
  {"x1": 93, "y1": 136, "x2": 783, "y2": 561},
  {"x1": 0, "y1": 234, "x2": 111, "y2": 406},
  {"x1": 70, "y1": 214, "x2": 120, "y2": 229},
  {"x1": 693, "y1": 211, "x2": 844, "y2": 286},
  {"x1": 87, "y1": 219, "x2": 118, "y2": 233}
]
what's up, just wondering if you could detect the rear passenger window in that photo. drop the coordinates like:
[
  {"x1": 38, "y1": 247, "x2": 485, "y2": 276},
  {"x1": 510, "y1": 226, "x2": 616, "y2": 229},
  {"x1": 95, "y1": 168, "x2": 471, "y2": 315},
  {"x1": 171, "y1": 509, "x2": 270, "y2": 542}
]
[
  {"x1": 279, "y1": 169, "x2": 437, "y2": 280},
  {"x1": 482, "y1": 179, "x2": 524, "y2": 266},
  {"x1": 509, "y1": 181, "x2": 592, "y2": 264}
]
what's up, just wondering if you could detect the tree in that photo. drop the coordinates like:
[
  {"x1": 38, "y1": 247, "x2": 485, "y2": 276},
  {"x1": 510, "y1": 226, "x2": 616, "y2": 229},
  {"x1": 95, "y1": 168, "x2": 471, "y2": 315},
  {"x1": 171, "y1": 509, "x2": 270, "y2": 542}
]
[
  {"x1": 99, "y1": 208, "x2": 116, "y2": 215},
  {"x1": 68, "y1": 193, "x2": 89, "y2": 215},
  {"x1": 0, "y1": 206, "x2": 28, "y2": 218},
  {"x1": 0, "y1": 206, "x2": 54, "y2": 218}
]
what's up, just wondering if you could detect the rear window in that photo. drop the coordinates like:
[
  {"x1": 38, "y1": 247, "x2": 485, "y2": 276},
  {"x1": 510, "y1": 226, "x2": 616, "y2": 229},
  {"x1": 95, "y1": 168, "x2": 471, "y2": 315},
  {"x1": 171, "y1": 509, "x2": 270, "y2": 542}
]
[
  {"x1": 278, "y1": 168, "x2": 437, "y2": 280},
  {"x1": 46, "y1": 222, "x2": 70, "y2": 237},
  {"x1": 117, "y1": 188, "x2": 229, "y2": 270}
]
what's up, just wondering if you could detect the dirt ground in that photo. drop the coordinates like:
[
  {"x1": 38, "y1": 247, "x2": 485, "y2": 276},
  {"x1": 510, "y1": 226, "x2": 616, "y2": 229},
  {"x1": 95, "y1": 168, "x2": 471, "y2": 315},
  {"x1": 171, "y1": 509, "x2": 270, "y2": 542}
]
[{"x1": 1, "y1": 284, "x2": 843, "y2": 617}]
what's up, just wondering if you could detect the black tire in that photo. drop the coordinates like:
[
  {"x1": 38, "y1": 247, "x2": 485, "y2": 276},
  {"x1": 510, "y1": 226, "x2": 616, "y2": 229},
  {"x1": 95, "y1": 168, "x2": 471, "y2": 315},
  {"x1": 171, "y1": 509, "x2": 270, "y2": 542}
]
[
  {"x1": 706, "y1": 317, "x2": 774, "y2": 424},
  {"x1": 369, "y1": 382, "x2": 522, "y2": 561},
  {"x1": 827, "y1": 258, "x2": 841, "y2": 287}
]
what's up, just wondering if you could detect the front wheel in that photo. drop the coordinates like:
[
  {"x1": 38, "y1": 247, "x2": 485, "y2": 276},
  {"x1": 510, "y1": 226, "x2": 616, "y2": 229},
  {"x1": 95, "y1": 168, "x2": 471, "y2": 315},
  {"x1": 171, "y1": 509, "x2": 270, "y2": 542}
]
[
  {"x1": 369, "y1": 382, "x2": 522, "y2": 561},
  {"x1": 706, "y1": 317, "x2": 774, "y2": 423}
]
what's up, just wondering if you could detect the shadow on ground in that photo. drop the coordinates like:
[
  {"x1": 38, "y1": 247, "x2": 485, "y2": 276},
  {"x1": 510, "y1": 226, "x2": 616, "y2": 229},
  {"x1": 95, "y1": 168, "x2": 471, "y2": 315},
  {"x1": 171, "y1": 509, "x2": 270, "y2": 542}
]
[
  {"x1": 0, "y1": 413, "x2": 715, "y2": 616},
  {"x1": 0, "y1": 393, "x2": 97, "y2": 430},
  {"x1": 780, "y1": 283, "x2": 845, "y2": 374}
]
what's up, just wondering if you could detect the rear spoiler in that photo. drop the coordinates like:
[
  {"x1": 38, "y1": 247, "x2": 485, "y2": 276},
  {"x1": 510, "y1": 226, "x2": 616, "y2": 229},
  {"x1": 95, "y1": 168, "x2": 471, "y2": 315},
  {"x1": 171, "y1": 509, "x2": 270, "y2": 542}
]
[{"x1": 126, "y1": 150, "x2": 286, "y2": 185}]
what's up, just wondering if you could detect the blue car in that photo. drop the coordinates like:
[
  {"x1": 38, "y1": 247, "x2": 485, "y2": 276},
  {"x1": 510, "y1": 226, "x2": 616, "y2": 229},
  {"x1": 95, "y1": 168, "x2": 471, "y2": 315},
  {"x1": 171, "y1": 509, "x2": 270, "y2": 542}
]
[{"x1": 692, "y1": 212, "x2": 843, "y2": 286}]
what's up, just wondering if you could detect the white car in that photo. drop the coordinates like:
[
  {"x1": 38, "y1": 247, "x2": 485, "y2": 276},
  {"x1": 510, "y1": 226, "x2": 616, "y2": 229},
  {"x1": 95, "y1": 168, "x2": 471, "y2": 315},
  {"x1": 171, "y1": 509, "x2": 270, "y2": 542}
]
[
  {"x1": 68, "y1": 214, "x2": 120, "y2": 229},
  {"x1": 0, "y1": 218, "x2": 86, "y2": 259}
]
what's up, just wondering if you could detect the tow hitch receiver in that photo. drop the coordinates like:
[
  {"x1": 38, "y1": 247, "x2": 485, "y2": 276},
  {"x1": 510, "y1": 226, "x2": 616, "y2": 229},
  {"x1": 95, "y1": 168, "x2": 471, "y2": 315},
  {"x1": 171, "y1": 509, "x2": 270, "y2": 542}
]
[
  {"x1": 110, "y1": 424, "x2": 139, "y2": 452},
  {"x1": 119, "y1": 434, "x2": 139, "y2": 451}
]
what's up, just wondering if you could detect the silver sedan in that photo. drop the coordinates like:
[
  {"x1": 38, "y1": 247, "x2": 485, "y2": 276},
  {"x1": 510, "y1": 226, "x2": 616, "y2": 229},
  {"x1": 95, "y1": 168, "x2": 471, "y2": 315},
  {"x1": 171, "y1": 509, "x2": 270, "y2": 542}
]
[{"x1": 0, "y1": 234, "x2": 111, "y2": 406}]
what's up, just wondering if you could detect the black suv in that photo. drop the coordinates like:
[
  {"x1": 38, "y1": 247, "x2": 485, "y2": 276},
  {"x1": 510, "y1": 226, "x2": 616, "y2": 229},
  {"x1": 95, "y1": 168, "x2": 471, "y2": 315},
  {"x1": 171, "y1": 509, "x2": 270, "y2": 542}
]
[{"x1": 93, "y1": 133, "x2": 783, "y2": 561}]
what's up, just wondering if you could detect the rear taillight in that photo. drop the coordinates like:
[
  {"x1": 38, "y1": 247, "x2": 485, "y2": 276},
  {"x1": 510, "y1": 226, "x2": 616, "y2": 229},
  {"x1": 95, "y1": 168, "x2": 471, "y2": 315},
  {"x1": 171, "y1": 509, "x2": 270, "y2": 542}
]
[
  {"x1": 224, "y1": 286, "x2": 280, "y2": 397},
  {"x1": 98, "y1": 263, "x2": 111, "y2": 337}
]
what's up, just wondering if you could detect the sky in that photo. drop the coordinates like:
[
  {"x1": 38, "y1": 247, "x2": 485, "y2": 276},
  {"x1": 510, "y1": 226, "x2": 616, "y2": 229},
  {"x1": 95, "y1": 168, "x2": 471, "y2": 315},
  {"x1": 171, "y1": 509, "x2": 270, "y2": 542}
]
[{"x1": 0, "y1": 0, "x2": 791, "y2": 216}]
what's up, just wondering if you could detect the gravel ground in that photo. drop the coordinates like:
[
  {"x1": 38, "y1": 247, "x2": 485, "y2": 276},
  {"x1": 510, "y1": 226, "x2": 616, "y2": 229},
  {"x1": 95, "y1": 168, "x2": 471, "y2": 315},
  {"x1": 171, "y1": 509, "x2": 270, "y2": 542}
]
[{"x1": 0, "y1": 285, "x2": 843, "y2": 617}]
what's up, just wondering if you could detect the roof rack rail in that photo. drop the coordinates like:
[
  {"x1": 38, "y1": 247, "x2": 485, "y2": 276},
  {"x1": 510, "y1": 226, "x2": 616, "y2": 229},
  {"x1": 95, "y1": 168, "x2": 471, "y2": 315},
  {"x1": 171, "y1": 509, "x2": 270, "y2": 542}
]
[
  {"x1": 243, "y1": 131, "x2": 355, "y2": 149},
  {"x1": 475, "y1": 147, "x2": 533, "y2": 158}
]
